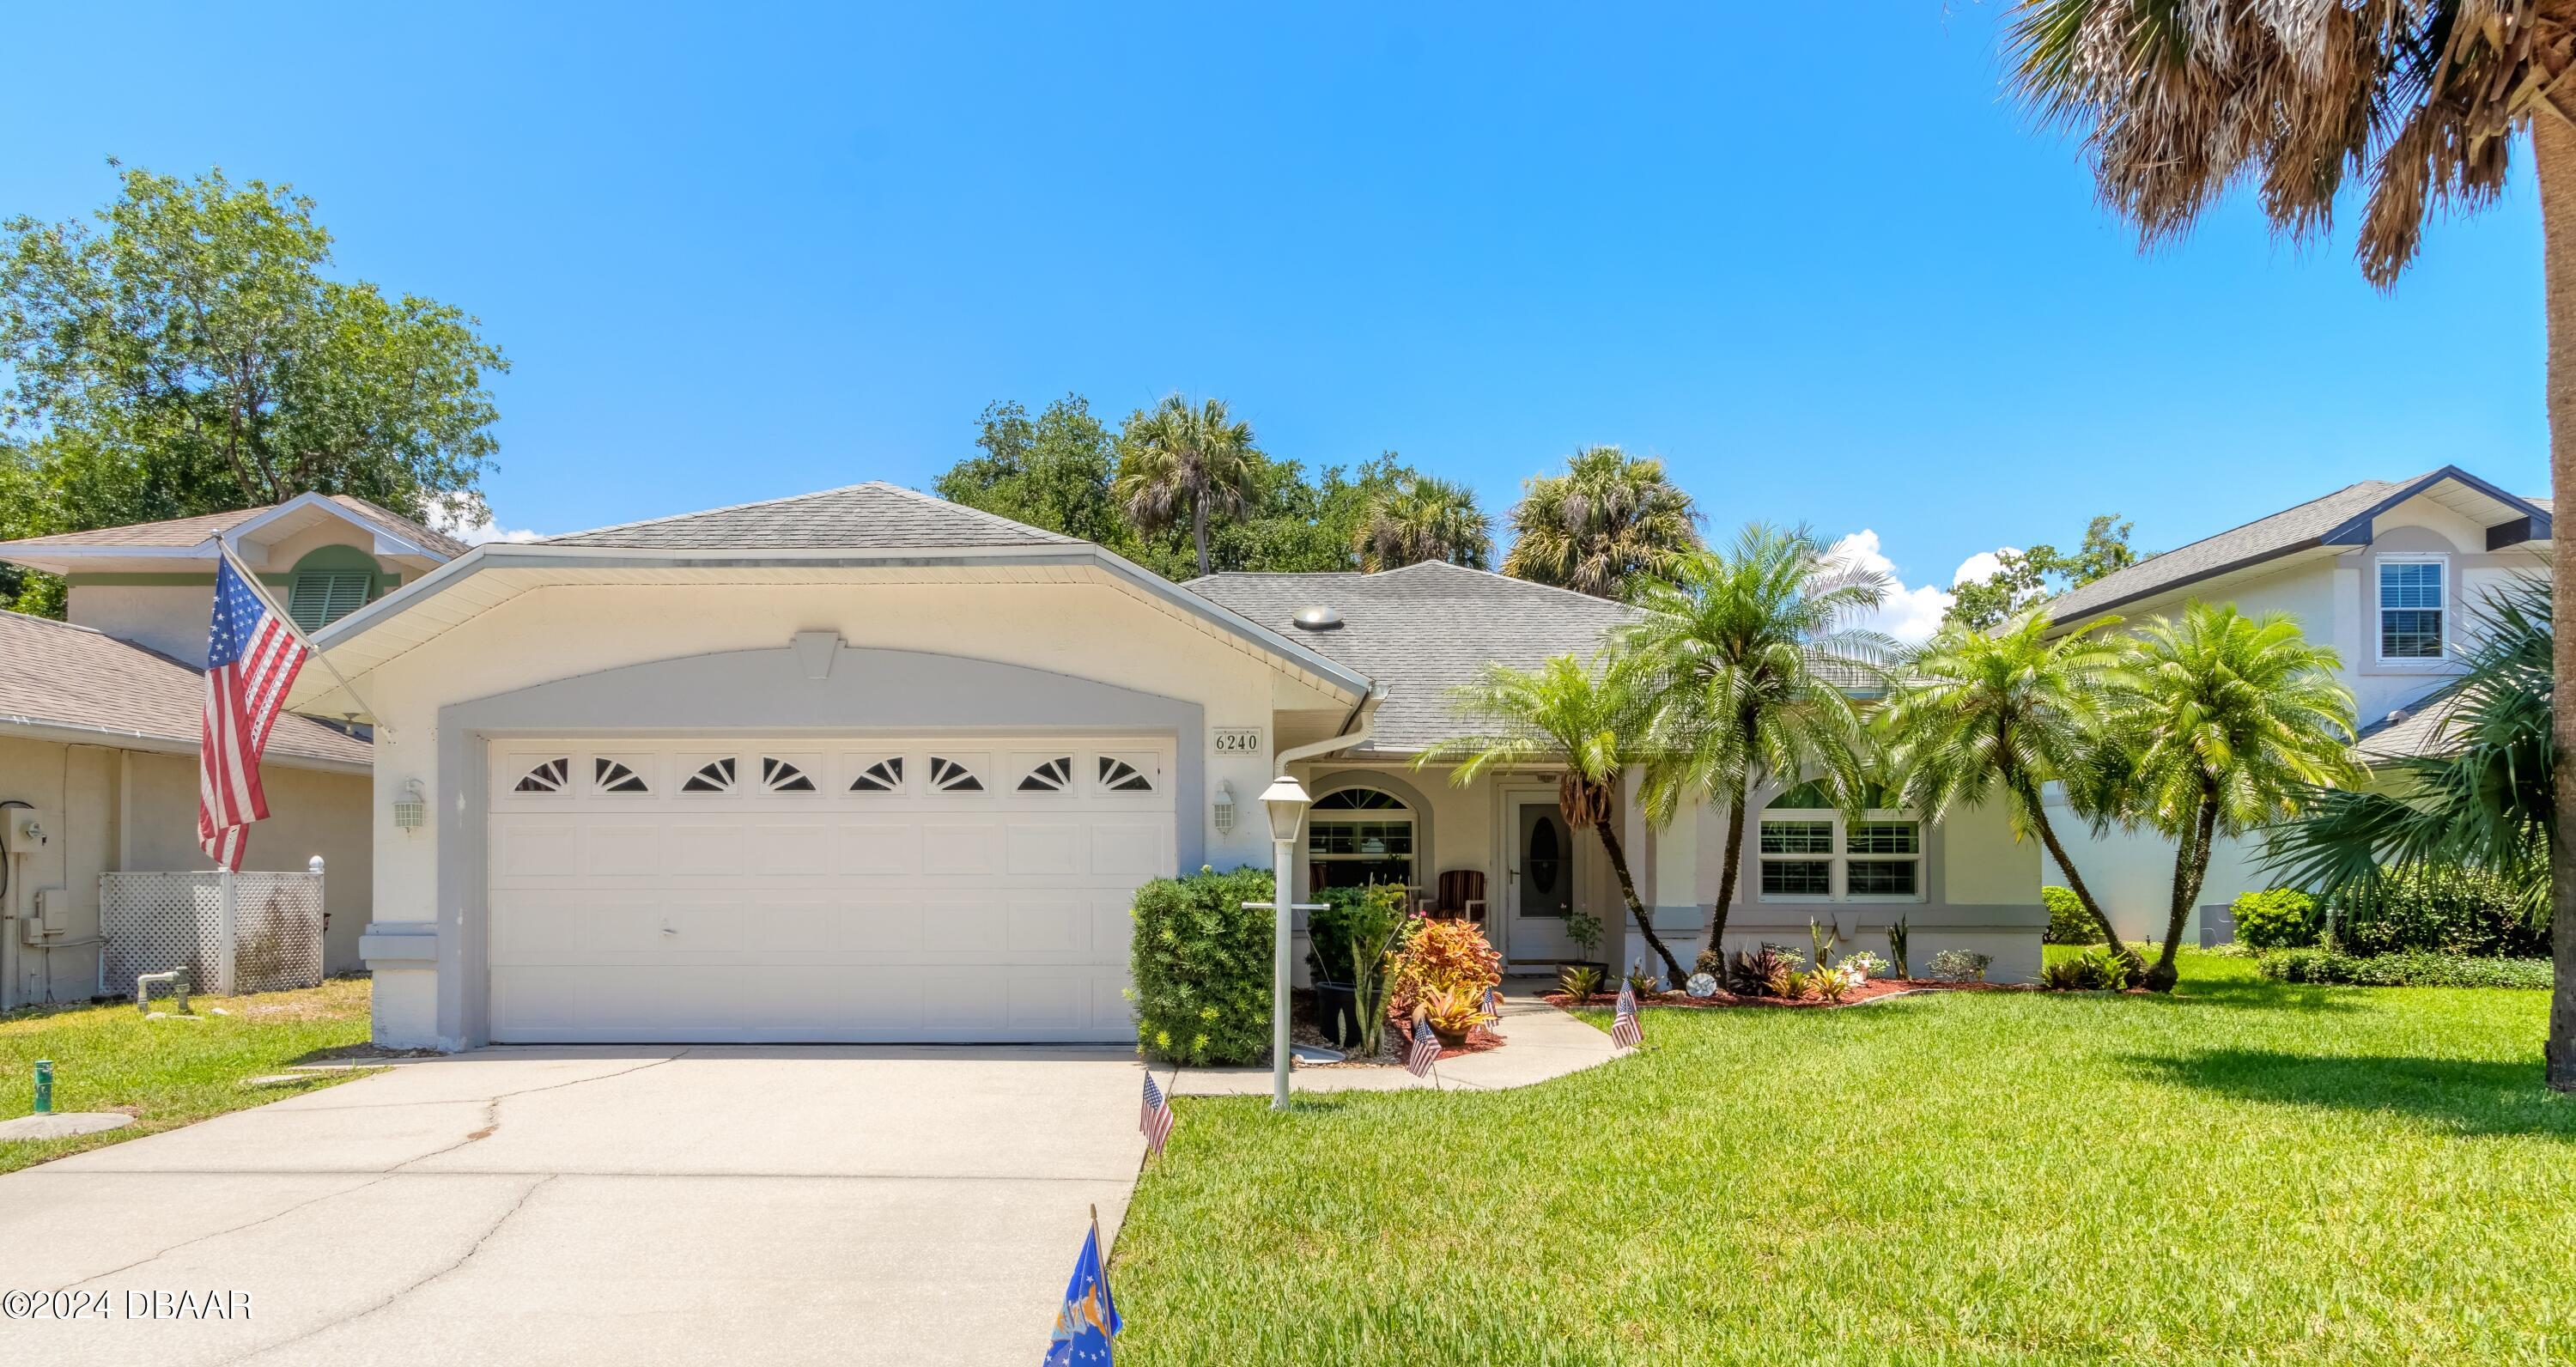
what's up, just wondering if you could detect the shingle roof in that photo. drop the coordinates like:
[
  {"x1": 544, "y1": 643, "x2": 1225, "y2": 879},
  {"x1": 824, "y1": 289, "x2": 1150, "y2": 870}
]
[
  {"x1": 0, "y1": 494, "x2": 468, "y2": 560},
  {"x1": 541, "y1": 483, "x2": 1080, "y2": 550},
  {"x1": 2354, "y1": 680, "x2": 2470, "y2": 764},
  {"x1": 1185, "y1": 562, "x2": 1637, "y2": 753},
  {"x1": 0, "y1": 612, "x2": 370, "y2": 767},
  {"x1": 2048, "y1": 477, "x2": 2406, "y2": 623}
]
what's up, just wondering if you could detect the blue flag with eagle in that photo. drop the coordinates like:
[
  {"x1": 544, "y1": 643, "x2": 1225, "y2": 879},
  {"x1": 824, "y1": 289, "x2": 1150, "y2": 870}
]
[{"x1": 1042, "y1": 1218, "x2": 1121, "y2": 1364}]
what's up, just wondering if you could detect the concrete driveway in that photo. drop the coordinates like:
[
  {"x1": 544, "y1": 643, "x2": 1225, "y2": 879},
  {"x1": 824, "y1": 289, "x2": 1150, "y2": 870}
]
[{"x1": 0, "y1": 1047, "x2": 1147, "y2": 1365}]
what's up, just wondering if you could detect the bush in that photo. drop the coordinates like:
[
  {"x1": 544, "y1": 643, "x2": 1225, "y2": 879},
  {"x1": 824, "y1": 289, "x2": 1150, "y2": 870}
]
[
  {"x1": 2257, "y1": 947, "x2": 2554, "y2": 989},
  {"x1": 2231, "y1": 888, "x2": 2322, "y2": 950},
  {"x1": 1386, "y1": 918, "x2": 1502, "y2": 1023},
  {"x1": 2328, "y1": 866, "x2": 2546, "y2": 957},
  {"x1": 2042, "y1": 886, "x2": 2099, "y2": 945},
  {"x1": 2039, "y1": 945, "x2": 2135, "y2": 991},
  {"x1": 1928, "y1": 949, "x2": 1992, "y2": 982},
  {"x1": 1130, "y1": 866, "x2": 1275, "y2": 1065}
]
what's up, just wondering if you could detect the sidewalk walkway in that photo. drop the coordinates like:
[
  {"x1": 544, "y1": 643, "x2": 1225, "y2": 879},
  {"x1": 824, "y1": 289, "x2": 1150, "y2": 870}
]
[{"x1": 1167, "y1": 979, "x2": 1621, "y2": 1097}]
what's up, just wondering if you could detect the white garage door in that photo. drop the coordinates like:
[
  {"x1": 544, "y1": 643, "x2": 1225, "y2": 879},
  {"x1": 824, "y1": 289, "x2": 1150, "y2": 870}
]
[{"x1": 484, "y1": 736, "x2": 1174, "y2": 1042}]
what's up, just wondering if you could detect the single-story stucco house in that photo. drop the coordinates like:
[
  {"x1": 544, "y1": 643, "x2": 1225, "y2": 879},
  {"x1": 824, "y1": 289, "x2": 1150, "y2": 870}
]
[
  {"x1": 276, "y1": 483, "x2": 2045, "y2": 1049},
  {"x1": 0, "y1": 494, "x2": 466, "y2": 1007}
]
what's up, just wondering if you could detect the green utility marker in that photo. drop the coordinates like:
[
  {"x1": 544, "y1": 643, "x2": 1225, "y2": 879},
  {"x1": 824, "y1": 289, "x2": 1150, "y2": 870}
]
[{"x1": 33, "y1": 1059, "x2": 54, "y2": 1115}]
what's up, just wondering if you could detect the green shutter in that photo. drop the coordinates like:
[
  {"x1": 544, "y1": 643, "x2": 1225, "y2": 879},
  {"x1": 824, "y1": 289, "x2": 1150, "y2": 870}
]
[{"x1": 287, "y1": 571, "x2": 373, "y2": 631}]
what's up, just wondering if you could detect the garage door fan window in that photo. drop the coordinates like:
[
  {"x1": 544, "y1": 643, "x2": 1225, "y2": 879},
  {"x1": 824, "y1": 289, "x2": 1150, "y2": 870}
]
[
  {"x1": 683, "y1": 757, "x2": 738, "y2": 793},
  {"x1": 514, "y1": 757, "x2": 571, "y2": 793},
  {"x1": 761, "y1": 757, "x2": 816, "y2": 793},
  {"x1": 928, "y1": 756, "x2": 984, "y2": 793},
  {"x1": 848, "y1": 757, "x2": 903, "y2": 793},
  {"x1": 593, "y1": 759, "x2": 648, "y2": 793},
  {"x1": 1019, "y1": 756, "x2": 1074, "y2": 792},
  {"x1": 1098, "y1": 757, "x2": 1154, "y2": 793}
]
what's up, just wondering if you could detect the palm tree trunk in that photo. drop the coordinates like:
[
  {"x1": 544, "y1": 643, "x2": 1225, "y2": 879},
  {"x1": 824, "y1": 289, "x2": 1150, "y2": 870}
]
[
  {"x1": 2146, "y1": 792, "x2": 2219, "y2": 993},
  {"x1": 1706, "y1": 779, "x2": 1748, "y2": 956},
  {"x1": 2022, "y1": 790, "x2": 2144, "y2": 976},
  {"x1": 1592, "y1": 817, "x2": 1689, "y2": 986},
  {"x1": 1192, "y1": 495, "x2": 1211, "y2": 578},
  {"x1": 2535, "y1": 108, "x2": 2576, "y2": 1091}
]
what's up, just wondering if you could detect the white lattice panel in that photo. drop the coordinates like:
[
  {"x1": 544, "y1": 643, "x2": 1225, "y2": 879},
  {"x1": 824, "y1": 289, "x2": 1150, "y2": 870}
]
[{"x1": 100, "y1": 872, "x2": 325, "y2": 997}]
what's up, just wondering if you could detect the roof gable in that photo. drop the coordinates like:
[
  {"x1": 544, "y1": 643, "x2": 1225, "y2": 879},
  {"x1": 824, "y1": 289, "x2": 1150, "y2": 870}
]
[
  {"x1": 0, "y1": 491, "x2": 466, "y2": 572},
  {"x1": 2047, "y1": 466, "x2": 2550, "y2": 624}
]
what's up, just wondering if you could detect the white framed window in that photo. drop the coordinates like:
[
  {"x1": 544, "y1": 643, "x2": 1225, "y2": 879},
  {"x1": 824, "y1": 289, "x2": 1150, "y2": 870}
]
[
  {"x1": 2377, "y1": 555, "x2": 2447, "y2": 661},
  {"x1": 1306, "y1": 787, "x2": 1414, "y2": 891},
  {"x1": 1756, "y1": 782, "x2": 1923, "y2": 903}
]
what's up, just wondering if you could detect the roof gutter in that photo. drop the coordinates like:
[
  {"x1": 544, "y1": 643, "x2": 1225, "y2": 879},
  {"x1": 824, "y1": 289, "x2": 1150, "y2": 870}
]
[
  {"x1": 0, "y1": 715, "x2": 369, "y2": 775},
  {"x1": 1276, "y1": 687, "x2": 1387, "y2": 775}
]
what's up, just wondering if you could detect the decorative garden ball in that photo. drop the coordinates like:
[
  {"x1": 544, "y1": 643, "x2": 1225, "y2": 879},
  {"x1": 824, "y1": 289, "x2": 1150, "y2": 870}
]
[{"x1": 1685, "y1": 972, "x2": 1719, "y2": 999}]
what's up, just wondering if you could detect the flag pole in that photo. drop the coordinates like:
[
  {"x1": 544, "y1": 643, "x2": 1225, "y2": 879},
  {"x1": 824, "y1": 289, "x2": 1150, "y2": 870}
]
[{"x1": 214, "y1": 540, "x2": 392, "y2": 737}]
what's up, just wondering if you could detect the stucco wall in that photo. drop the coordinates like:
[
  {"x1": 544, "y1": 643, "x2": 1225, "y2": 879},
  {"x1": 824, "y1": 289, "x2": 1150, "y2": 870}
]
[
  {"x1": 0, "y1": 737, "x2": 371, "y2": 1005},
  {"x1": 64, "y1": 584, "x2": 217, "y2": 665}
]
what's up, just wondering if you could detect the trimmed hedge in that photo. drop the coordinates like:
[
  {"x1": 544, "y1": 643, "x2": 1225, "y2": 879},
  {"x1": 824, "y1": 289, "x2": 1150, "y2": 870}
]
[
  {"x1": 2231, "y1": 888, "x2": 2322, "y2": 950},
  {"x1": 1131, "y1": 865, "x2": 1276, "y2": 1065},
  {"x1": 2327, "y1": 865, "x2": 2546, "y2": 958},
  {"x1": 2257, "y1": 947, "x2": 2553, "y2": 989},
  {"x1": 2042, "y1": 885, "x2": 2099, "y2": 945}
]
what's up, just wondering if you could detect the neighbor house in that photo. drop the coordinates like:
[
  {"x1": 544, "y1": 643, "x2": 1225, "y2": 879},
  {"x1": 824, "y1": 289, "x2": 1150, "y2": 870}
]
[
  {"x1": 288, "y1": 483, "x2": 2047, "y2": 1050},
  {"x1": 2039, "y1": 465, "x2": 2550, "y2": 944},
  {"x1": 0, "y1": 493, "x2": 464, "y2": 1004}
]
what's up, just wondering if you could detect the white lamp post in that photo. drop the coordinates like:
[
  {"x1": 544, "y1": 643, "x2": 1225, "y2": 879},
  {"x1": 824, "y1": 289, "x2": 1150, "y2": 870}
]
[{"x1": 1260, "y1": 774, "x2": 1311, "y2": 1110}]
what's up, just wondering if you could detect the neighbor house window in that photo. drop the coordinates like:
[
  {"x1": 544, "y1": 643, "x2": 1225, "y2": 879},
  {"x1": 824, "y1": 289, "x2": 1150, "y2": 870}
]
[
  {"x1": 2378, "y1": 557, "x2": 2445, "y2": 660},
  {"x1": 286, "y1": 570, "x2": 372, "y2": 632},
  {"x1": 1756, "y1": 781, "x2": 1923, "y2": 902},
  {"x1": 1307, "y1": 787, "x2": 1413, "y2": 892}
]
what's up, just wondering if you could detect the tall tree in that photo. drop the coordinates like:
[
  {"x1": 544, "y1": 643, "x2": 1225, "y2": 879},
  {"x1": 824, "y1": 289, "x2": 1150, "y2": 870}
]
[
  {"x1": 0, "y1": 164, "x2": 507, "y2": 533},
  {"x1": 1352, "y1": 474, "x2": 1492, "y2": 572},
  {"x1": 936, "y1": 394, "x2": 1125, "y2": 545},
  {"x1": 1114, "y1": 394, "x2": 1258, "y2": 578},
  {"x1": 1879, "y1": 609, "x2": 2143, "y2": 975},
  {"x1": 1614, "y1": 525, "x2": 1893, "y2": 956},
  {"x1": 1421, "y1": 653, "x2": 1692, "y2": 985},
  {"x1": 1500, "y1": 446, "x2": 1700, "y2": 599},
  {"x1": 1945, "y1": 513, "x2": 2139, "y2": 631},
  {"x1": 2002, "y1": 0, "x2": 2576, "y2": 1075},
  {"x1": 2105, "y1": 605, "x2": 2360, "y2": 992}
]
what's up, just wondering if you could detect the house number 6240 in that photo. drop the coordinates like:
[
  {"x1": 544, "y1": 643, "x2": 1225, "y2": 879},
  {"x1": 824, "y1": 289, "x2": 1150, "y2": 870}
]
[{"x1": 1213, "y1": 729, "x2": 1263, "y2": 755}]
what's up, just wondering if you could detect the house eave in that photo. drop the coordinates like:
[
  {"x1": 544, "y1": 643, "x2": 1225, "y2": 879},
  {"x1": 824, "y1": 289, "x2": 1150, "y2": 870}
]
[{"x1": 0, "y1": 714, "x2": 369, "y2": 775}]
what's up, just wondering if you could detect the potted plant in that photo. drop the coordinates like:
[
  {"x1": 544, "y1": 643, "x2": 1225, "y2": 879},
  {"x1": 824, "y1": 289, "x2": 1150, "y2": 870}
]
[{"x1": 1417, "y1": 986, "x2": 1483, "y2": 1047}]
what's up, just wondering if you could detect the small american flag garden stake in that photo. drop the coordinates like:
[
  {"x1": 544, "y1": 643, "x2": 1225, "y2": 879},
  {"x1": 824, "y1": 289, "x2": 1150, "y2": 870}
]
[
  {"x1": 1139, "y1": 1071, "x2": 1175, "y2": 1157},
  {"x1": 1405, "y1": 1017, "x2": 1442, "y2": 1080},
  {"x1": 1610, "y1": 980, "x2": 1643, "y2": 1049}
]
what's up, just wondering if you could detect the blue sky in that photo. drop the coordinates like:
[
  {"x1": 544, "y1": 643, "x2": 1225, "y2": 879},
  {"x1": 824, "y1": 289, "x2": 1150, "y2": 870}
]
[{"x1": 6, "y1": 3, "x2": 2546, "y2": 635}]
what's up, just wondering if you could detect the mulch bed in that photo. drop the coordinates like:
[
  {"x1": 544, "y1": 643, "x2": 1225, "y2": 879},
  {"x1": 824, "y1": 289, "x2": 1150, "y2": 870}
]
[
  {"x1": 1547, "y1": 979, "x2": 2044, "y2": 1011},
  {"x1": 1289, "y1": 987, "x2": 1506, "y2": 1066}
]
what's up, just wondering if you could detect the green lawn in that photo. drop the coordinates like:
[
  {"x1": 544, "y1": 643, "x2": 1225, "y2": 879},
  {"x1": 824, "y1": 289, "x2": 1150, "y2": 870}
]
[
  {"x1": 0, "y1": 976, "x2": 374, "y2": 1173},
  {"x1": 1112, "y1": 952, "x2": 2573, "y2": 1364}
]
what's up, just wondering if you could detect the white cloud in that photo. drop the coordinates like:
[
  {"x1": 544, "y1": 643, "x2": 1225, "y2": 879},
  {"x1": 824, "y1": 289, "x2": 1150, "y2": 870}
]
[
  {"x1": 1952, "y1": 548, "x2": 2016, "y2": 586},
  {"x1": 1826, "y1": 531, "x2": 2017, "y2": 645},
  {"x1": 428, "y1": 495, "x2": 542, "y2": 546}
]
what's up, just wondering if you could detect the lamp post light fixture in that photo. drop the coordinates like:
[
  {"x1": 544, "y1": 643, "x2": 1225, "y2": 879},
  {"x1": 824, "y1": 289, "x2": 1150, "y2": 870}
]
[{"x1": 1260, "y1": 774, "x2": 1311, "y2": 1110}]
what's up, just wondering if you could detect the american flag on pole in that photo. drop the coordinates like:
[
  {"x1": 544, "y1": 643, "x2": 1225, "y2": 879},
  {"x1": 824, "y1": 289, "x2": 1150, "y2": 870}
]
[
  {"x1": 199, "y1": 556, "x2": 311, "y2": 871},
  {"x1": 1139, "y1": 1072, "x2": 1175, "y2": 1157},
  {"x1": 1610, "y1": 981, "x2": 1643, "y2": 1049},
  {"x1": 1483, "y1": 985, "x2": 1504, "y2": 1020},
  {"x1": 1404, "y1": 1018, "x2": 1441, "y2": 1078}
]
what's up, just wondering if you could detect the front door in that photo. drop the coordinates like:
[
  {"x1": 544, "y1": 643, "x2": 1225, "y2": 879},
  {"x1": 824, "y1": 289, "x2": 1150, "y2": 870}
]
[{"x1": 1507, "y1": 799, "x2": 1582, "y2": 968}]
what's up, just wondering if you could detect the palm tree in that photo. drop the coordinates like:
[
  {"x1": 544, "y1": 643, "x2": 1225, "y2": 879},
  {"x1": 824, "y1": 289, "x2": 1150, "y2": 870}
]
[
  {"x1": 2003, "y1": 0, "x2": 2576, "y2": 1076},
  {"x1": 1614, "y1": 525, "x2": 1893, "y2": 955},
  {"x1": 2265, "y1": 581, "x2": 2555, "y2": 914},
  {"x1": 1419, "y1": 653, "x2": 1692, "y2": 985},
  {"x1": 1114, "y1": 395, "x2": 1257, "y2": 578},
  {"x1": 1352, "y1": 475, "x2": 1492, "y2": 572},
  {"x1": 1500, "y1": 446, "x2": 1699, "y2": 599},
  {"x1": 2101, "y1": 605, "x2": 2360, "y2": 991},
  {"x1": 1879, "y1": 609, "x2": 2143, "y2": 976}
]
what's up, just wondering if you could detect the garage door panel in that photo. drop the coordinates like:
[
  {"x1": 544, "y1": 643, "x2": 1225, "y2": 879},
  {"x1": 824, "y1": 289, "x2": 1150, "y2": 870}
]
[
  {"x1": 920, "y1": 823, "x2": 1005, "y2": 876},
  {"x1": 487, "y1": 735, "x2": 1170, "y2": 1042},
  {"x1": 1006, "y1": 823, "x2": 1083, "y2": 877},
  {"x1": 834, "y1": 824, "x2": 918, "y2": 876}
]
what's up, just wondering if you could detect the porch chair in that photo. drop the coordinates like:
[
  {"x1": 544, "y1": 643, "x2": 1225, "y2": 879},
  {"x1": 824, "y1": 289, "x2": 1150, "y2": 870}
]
[{"x1": 1425, "y1": 869, "x2": 1487, "y2": 923}]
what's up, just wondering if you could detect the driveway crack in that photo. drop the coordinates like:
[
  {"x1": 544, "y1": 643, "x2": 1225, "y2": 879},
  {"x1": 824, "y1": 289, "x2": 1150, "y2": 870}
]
[{"x1": 223, "y1": 1173, "x2": 558, "y2": 1365}]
